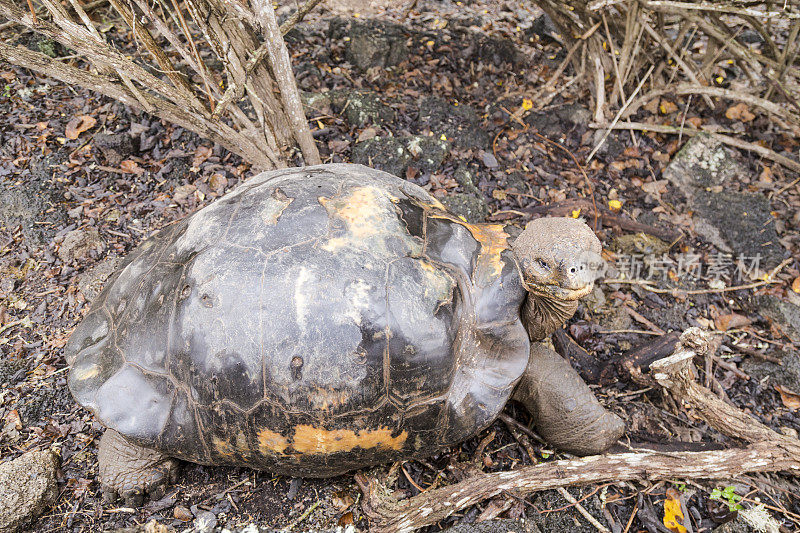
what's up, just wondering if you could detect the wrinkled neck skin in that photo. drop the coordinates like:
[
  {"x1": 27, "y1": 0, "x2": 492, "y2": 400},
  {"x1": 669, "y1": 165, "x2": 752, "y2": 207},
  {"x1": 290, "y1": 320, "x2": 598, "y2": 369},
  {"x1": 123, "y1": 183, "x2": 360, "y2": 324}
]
[{"x1": 521, "y1": 293, "x2": 578, "y2": 342}]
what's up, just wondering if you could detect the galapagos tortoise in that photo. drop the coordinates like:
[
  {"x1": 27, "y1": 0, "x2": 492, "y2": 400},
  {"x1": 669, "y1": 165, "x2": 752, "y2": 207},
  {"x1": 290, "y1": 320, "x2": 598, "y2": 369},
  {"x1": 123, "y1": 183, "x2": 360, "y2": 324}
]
[{"x1": 66, "y1": 164, "x2": 624, "y2": 504}]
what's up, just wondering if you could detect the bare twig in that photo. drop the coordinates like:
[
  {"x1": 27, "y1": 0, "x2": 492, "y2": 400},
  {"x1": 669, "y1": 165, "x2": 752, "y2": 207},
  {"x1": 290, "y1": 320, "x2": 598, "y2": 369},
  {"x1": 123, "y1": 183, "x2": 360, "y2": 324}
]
[
  {"x1": 640, "y1": 19, "x2": 715, "y2": 108},
  {"x1": 641, "y1": 0, "x2": 800, "y2": 18},
  {"x1": 212, "y1": 0, "x2": 324, "y2": 120},
  {"x1": 556, "y1": 487, "x2": 612, "y2": 533},
  {"x1": 587, "y1": 64, "x2": 654, "y2": 161},
  {"x1": 589, "y1": 121, "x2": 800, "y2": 173}
]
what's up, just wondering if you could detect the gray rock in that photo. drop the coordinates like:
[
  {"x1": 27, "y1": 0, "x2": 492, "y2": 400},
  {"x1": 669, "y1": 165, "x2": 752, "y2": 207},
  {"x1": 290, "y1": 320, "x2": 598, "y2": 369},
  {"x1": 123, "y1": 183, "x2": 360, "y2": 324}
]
[
  {"x1": 0, "y1": 450, "x2": 59, "y2": 532},
  {"x1": 419, "y1": 97, "x2": 489, "y2": 149},
  {"x1": 741, "y1": 351, "x2": 800, "y2": 394},
  {"x1": 712, "y1": 518, "x2": 755, "y2": 532},
  {"x1": 443, "y1": 519, "x2": 540, "y2": 532},
  {"x1": 441, "y1": 192, "x2": 489, "y2": 223},
  {"x1": 351, "y1": 135, "x2": 450, "y2": 177},
  {"x1": 58, "y1": 227, "x2": 106, "y2": 264},
  {"x1": 94, "y1": 133, "x2": 136, "y2": 166},
  {"x1": 471, "y1": 36, "x2": 521, "y2": 66},
  {"x1": 663, "y1": 134, "x2": 785, "y2": 268},
  {"x1": 0, "y1": 154, "x2": 67, "y2": 248},
  {"x1": 330, "y1": 19, "x2": 409, "y2": 71},
  {"x1": 664, "y1": 134, "x2": 743, "y2": 192},
  {"x1": 757, "y1": 296, "x2": 800, "y2": 344},
  {"x1": 405, "y1": 135, "x2": 450, "y2": 174},
  {"x1": 194, "y1": 511, "x2": 218, "y2": 533},
  {"x1": 303, "y1": 90, "x2": 396, "y2": 128},
  {"x1": 333, "y1": 91, "x2": 395, "y2": 128},
  {"x1": 351, "y1": 137, "x2": 410, "y2": 177},
  {"x1": 526, "y1": 104, "x2": 591, "y2": 139}
]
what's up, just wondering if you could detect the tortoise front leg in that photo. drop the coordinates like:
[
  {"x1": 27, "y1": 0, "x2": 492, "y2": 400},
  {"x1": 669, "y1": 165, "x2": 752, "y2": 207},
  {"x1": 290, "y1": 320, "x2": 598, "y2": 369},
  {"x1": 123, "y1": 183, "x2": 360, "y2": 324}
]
[
  {"x1": 98, "y1": 429, "x2": 179, "y2": 506},
  {"x1": 513, "y1": 343, "x2": 624, "y2": 455}
]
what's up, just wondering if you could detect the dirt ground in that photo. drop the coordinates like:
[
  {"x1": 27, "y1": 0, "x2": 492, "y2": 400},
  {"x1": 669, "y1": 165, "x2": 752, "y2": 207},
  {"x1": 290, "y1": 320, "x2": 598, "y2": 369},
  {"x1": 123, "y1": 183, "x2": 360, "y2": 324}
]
[{"x1": 1, "y1": 0, "x2": 799, "y2": 531}]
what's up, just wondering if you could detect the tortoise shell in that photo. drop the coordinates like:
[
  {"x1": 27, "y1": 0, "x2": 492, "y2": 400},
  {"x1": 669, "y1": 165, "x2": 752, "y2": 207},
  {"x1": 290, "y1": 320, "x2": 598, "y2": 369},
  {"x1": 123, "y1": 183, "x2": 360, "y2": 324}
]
[{"x1": 66, "y1": 164, "x2": 530, "y2": 477}]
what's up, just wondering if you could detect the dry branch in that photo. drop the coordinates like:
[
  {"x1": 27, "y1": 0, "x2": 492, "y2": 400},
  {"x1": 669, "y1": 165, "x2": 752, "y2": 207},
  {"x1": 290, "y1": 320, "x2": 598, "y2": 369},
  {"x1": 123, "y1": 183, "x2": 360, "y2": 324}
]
[
  {"x1": 2, "y1": 0, "x2": 323, "y2": 168},
  {"x1": 588, "y1": 121, "x2": 800, "y2": 173},
  {"x1": 357, "y1": 328, "x2": 800, "y2": 532},
  {"x1": 539, "y1": 0, "x2": 800, "y2": 142}
]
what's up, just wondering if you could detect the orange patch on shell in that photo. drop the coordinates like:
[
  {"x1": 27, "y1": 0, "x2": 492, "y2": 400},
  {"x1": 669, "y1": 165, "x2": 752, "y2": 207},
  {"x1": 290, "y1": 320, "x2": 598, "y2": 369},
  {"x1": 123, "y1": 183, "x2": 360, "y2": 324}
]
[
  {"x1": 291, "y1": 425, "x2": 407, "y2": 455},
  {"x1": 431, "y1": 213, "x2": 509, "y2": 281},
  {"x1": 212, "y1": 436, "x2": 235, "y2": 457},
  {"x1": 257, "y1": 427, "x2": 289, "y2": 454}
]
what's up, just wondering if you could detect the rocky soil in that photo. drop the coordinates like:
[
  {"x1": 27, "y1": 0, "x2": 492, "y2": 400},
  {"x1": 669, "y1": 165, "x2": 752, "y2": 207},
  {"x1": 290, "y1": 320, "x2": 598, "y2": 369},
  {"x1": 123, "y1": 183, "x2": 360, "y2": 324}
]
[{"x1": 1, "y1": 0, "x2": 799, "y2": 532}]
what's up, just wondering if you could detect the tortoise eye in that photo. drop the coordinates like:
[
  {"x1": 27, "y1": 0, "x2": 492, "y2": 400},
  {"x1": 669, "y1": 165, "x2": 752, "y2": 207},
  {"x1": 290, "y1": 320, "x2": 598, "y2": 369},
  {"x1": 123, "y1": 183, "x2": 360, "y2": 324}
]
[{"x1": 536, "y1": 259, "x2": 549, "y2": 271}]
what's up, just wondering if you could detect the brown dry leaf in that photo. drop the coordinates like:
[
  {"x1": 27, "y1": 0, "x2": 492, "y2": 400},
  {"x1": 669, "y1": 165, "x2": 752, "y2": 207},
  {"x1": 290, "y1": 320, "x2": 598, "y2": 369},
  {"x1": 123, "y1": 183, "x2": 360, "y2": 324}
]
[
  {"x1": 4, "y1": 409, "x2": 21, "y2": 430},
  {"x1": 659, "y1": 100, "x2": 678, "y2": 114},
  {"x1": 714, "y1": 313, "x2": 752, "y2": 331},
  {"x1": 331, "y1": 490, "x2": 354, "y2": 511},
  {"x1": 192, "y1": 145, "x2": 213, "y2": 168},
  {"x1": 357, "y1": 127, "x2": 378, "y2": 143},
  {"x1": 338, "y1": 511, "x2": 354, "y2": 527},
  {"x1": 65, "y1": 115, "x2": 97, "y2": 140},
  {"x1": 775, "y1": 384, "x2": 800, "y2": 410},
  {"x1": 725, "y1": 103, "x2": 755, "y2": 122},
  {"x1": 686, "y1": 116, "x2": 703, "y2": 128},
  {"x1": 791, "y1": 276, "x2": 800, "y2": 294},
  {"x1": 72, "y1": 478, "x2": 93, "y2": 499},
  {"x1": 663, "y1": 487, "x2": 688, "y2": 533},
  {"x1": 119, "y1": 160, "x2": 144, "y2": 175}
]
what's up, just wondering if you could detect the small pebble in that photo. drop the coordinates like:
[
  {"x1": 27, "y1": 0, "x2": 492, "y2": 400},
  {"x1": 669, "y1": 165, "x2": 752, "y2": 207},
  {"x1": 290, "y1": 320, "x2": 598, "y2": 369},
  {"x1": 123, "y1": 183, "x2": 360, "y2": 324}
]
[
  {"x1": 194, "y1": 510, "x2": 217, "y2": 533},
  {"x1": 173, "y1": 505, "x2": 192, "y2": 522}
]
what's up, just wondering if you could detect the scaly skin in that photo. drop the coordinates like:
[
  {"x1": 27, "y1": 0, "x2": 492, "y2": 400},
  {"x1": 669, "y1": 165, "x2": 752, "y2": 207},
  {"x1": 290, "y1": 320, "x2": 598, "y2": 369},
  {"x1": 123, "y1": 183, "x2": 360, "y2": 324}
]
[
  {"x1": 513, "y1": 343, "x2": 625, "y2": 455},
  {"x1": 98, "y1": 429, "x2": 179, "y2": 506}
]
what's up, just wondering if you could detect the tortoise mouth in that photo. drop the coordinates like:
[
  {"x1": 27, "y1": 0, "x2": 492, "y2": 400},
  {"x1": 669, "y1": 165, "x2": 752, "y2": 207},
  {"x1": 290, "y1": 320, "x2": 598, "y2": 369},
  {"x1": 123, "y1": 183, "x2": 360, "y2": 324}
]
[{"x1": 524, "y1": 282, "x2": 595, "y2": 301}]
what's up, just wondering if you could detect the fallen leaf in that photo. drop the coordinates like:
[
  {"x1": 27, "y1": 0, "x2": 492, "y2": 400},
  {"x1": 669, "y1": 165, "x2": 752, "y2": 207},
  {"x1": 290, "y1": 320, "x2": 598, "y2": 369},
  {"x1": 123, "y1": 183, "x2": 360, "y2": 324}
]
[
  {"x1": 72, "y1": 478, "x2": 93, "y2": 499},
  {"x1": 608, "y1": 199, "x2": 622, "y2": 211},
  {"x1": 119, "y1": 159, "x2": 144, "y2": 175},
  {"x1": 209, "y1": 173, "x2": 228, "y2": 194},
  {"x1": 663, "y1": 487, "x2": 688, "y2": 533},
  {"x1": 192, "y1": 145, "x2": 213, "y2": 168},
  {"x1": 686, "y1": 116, "x2": 703, "y2": 128},
  {"x1": 328, "y1": 139, "x2": 349, "y2": 153},
  {"x1": 775, "y1": 384, "x2": 800, "y2": 410},
  {"x1": 338, "y1": 511, "x2": 354, "y2": 527},
  {"x1": 357, "y1": 127, "x2": 378, "y2": 143},
  {"x1": 522, "y1": 98, "x2": 533, "y2": 111},
  {"x1": 492, "y1": 189, "x2": 508, "y2": 201},
  {"x1": 659, "y1": 100, "x2": 678, "y2": 114},
  {"x1": 4, "y1": 409, "x2": 21, "y2": 430},
  {"x1": 481, "y1": 151, "x2": 498, "y2": 168},
  {"x1": 331, "y1": 490, "x2": 354, "y2": 511},
  {"x1": 65, "y1": 115, "x2": 97, "y2": 140},
  {"x1": 792, "y1": 276, "x2": 800, "y2": 294},
  {"x1": 725, "y1": 102, "x2": 755, "y2": 122},
  {"x1": 714, "y1": 313, "x2": 752, "y2": 331},
  {"x1": 173, "y1": 184, "x2": 196, "y2": 203}
]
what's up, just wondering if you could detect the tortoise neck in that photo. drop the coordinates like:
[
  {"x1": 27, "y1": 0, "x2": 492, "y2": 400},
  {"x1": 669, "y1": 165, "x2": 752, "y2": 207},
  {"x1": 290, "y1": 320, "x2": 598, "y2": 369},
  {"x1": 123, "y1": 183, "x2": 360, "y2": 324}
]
[{"x1": 521, "y1": 293, "x2": 578, "y2": 342}]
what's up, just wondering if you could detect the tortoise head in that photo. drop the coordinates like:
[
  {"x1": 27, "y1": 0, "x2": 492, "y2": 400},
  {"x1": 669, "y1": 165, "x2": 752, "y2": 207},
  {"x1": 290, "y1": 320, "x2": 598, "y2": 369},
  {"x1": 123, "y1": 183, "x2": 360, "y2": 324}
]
[{"x1": 511, "y1": 217, "x2": 605, "y2": 301}]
